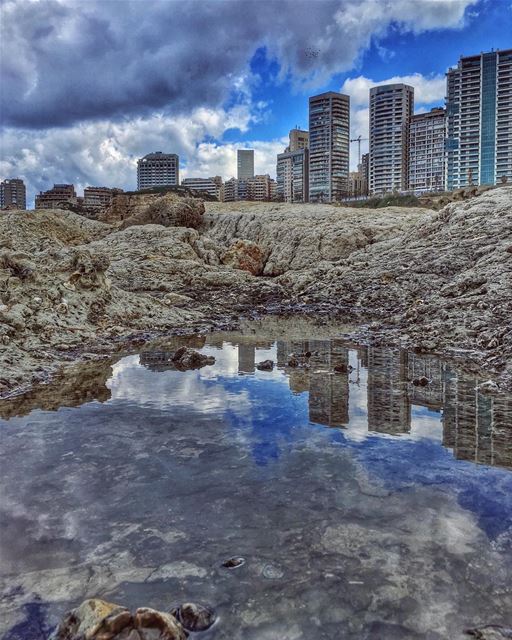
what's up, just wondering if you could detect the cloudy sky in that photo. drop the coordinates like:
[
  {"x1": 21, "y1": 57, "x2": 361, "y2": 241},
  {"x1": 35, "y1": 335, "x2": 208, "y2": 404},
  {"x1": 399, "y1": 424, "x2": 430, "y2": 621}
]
[{"x1": 0, "y1": 0, "x2": 510, "y2": 204}]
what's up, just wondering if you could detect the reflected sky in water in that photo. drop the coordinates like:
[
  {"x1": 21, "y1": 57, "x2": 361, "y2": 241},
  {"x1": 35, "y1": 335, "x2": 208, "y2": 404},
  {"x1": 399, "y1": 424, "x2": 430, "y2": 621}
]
[{"x1": 1, "y1": 328, "x2": 511, "y2": 640}]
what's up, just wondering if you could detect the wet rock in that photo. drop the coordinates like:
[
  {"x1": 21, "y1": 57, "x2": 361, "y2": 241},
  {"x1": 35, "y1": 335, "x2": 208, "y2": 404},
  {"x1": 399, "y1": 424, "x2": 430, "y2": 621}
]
[
  {"x1": 171, "y1": 602, "x2": 216, "y2": 632},
  {"x1": 256, "y1": 359, "x2": 274, "y2": 371},
  {"x1": 477, "y1": 380, "x2": 500, "y2": 395},
  {"x1": 412, "y1": 376, "x2": 430, "y2": 387},
  {"x1": 50, "y1": 599, "x2": 187, "y2": 640},
  {"x1": 171, "y1": 347, "x2": 215, "y2": 370},
  {"x1": 288, "y1": 357, "x2": 299, "y2": 367},
  {"x1": 465, "y1": 625, "x2": 512, "y2": 639},
  {"x1": 334, "y1": 363, "x2": 354, "y2": 374},
  {"x1": 222, "y1": 556, "x2": 245, "y2": 569}
]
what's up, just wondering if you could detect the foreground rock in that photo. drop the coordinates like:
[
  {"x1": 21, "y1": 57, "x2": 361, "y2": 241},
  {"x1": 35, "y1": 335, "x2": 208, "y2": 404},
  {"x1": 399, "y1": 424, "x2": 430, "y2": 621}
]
[{"x1": 50, "y1": 598, "x2": 187, "y2": 639}]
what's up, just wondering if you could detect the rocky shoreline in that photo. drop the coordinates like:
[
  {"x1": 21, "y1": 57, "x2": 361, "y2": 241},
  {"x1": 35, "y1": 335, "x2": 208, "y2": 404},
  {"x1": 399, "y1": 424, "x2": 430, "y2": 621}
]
[{"x1": 1, "y1": 185, "x2": 511, "y2": 397}]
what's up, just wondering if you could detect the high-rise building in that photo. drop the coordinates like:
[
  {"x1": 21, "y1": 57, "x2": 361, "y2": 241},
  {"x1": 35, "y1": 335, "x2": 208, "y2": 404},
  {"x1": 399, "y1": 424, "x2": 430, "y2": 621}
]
[
  {"x1": 308, "y1": 92, "x2": 350, "y2": 202},
  {"x1": 408, "y1": 107, "x2": 446, "y2": 193},
  {"x1": 287, "y1": 128, "x2": 309, "y2": 152},
  {"x1": 0, "y1": 178, "x2": 26, "y2": 210},
  {"x1": 181, "y1": 177, "x2": 221, "y2": 199},
  {"x1": 276, "y1": 148, "x2": 309, "y2": 202},
  {"x1": 137, "y1": 152, "x2": 179, "y2": 190},
  {"x1": 35, "y1": 184, "x2": 77, "y2": 209},
  {"x1": 237, "y1": 149, "x2": 255, "y2": 180},
  {"x1": 446, "y1": 49, "x2": 512, "y2": 189},
  {"x1": 369, "y1": 84, "x2": 414, "y2": 195}
]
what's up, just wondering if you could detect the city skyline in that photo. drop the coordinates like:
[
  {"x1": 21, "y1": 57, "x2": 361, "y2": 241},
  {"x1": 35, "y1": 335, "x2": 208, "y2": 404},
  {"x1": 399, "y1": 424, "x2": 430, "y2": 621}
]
[{"x1": 0, "y1": 0, "x2": 511, "y2": 204}]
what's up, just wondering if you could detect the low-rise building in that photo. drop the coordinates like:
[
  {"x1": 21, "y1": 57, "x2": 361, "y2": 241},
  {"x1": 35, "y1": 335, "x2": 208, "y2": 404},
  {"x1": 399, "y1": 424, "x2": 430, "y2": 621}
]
[
  {"x1": 276, "y1": 148, "x2": 309, "y2": 202},
  {"x1": 221, "y1": 175, "x2": 277, "y2": 202},
  {"x1": 348, "y1": 170, "x2": 367, "y2": 197},
  {"x1": 35, "y1": 184, "x2": 77, "y2": 209},
  {"x1": 83, "y1": 186, "x2": 123, "y2": 209},
  {"x1": 181, "y1": 177, "x2": 222, "y2": 199},
  {"x1": 0, "y1": 178, "x2": 26, "y2": 210}
]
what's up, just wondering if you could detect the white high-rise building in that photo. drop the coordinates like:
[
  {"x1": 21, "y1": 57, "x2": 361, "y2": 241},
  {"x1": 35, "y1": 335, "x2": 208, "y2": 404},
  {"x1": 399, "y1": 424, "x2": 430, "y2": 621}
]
[
  {"x1": 446, "y1": 49, "x2": 512, "y2": 189},
  {"x1": 369, "y1": 84, "x2": 414, "y2": 195},
  {"x1": 137, "y1": 152, "x2": 179, "y2": 190}
]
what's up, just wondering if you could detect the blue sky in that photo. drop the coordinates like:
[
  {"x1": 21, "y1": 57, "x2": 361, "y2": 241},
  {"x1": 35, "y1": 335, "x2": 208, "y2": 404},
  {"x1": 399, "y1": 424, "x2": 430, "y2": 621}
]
[
  {"x1": 1, "y1": 0, "x2": 511, "y2": 203},
  {"x1": 242, "y1": 0, "x2": 512, "y2": 143}
]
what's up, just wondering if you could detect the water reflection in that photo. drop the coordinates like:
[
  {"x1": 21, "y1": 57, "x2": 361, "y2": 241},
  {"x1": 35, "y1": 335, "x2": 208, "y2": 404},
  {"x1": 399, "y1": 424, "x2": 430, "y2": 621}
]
[
  {"x1": 1, "y1": 324, "x2": 512, "y2": 639},
  {"x1": 2, "y1": 334, "x2": 511, "y2": 471}
]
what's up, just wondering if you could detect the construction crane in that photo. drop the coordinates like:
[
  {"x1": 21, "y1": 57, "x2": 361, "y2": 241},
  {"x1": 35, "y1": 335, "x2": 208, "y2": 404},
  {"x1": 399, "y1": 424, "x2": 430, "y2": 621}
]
[{"x1": 350, "y1": 135, "x2": 369, "y2": 165}]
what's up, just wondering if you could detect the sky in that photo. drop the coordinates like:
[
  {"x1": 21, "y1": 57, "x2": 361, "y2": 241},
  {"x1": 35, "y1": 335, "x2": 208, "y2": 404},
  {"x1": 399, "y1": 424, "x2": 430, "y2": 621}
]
[{"x1": 0, "y1": 0, "x2": 511, "y2": 204}]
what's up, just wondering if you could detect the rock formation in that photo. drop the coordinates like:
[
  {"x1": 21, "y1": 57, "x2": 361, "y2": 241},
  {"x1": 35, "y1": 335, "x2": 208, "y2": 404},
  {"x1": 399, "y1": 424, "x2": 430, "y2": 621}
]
[{"x1": 1, "y1": 185, "x2": 511, "y2": 395}]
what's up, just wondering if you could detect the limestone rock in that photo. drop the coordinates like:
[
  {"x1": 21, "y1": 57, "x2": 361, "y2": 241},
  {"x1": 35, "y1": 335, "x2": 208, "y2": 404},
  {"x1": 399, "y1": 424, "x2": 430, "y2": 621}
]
[
  {"x1": 221, "y1": 239, "x2": 266, "y2": 276},
  {"x1": 50, "y1": 599, "x2": 187, "y2": 640}
]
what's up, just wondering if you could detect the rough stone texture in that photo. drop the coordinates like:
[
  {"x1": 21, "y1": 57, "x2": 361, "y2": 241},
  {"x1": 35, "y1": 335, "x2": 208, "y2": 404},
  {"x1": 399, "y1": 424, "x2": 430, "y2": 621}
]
[
  {"x1": 50, "y1": 598, "x2": 187, "y2": 640},
  {"x1": 221, "y1": 238, "x2": 267, "y2": 275},
  {"x1": 101, "y1": 191, "x2": 204, "y2": 230},
  {"x1": 1, "y1": 186, "x2": 511, "y2": 394},
  {"x1": 279, "y1": 186, "x2": 512, "y2": 386},
  {"x1": 203, "y1": 200, "x2": 427, "y2": 275}
]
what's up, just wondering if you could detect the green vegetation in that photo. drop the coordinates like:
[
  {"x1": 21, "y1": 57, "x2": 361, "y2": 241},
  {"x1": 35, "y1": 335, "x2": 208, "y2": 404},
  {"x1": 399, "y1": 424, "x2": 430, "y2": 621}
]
[{"x1": 340, "y1": 193, "x2": 423, "y2": 209}]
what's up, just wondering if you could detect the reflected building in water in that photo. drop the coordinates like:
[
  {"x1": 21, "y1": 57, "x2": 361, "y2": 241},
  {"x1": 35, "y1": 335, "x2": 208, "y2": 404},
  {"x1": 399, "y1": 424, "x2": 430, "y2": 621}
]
[
  {"x1": 442, "y1": 368, "x2": 512, "y2": 469},
  {"x1": 367, "y1": 347, "x2": 411, "y2": 434}
]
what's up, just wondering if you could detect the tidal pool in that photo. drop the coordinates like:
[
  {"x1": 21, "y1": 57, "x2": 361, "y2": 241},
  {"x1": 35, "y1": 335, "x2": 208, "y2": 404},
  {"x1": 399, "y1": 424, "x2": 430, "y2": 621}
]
[{"x1": 1, "y1": 320, "x2": 511, "y2": 639}]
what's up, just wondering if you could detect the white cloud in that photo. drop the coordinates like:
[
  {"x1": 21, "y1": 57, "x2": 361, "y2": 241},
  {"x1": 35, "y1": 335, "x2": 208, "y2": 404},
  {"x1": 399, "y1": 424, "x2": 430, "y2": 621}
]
[{"x1": 0, "y1": 104, "x2": 287, "y2": 204}]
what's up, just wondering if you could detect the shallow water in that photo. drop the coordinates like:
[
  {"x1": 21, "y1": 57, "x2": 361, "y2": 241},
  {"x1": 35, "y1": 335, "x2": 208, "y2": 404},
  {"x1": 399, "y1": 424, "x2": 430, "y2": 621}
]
[{"x1": 1, "y1": 321, "x2": 512, "y2": 639}]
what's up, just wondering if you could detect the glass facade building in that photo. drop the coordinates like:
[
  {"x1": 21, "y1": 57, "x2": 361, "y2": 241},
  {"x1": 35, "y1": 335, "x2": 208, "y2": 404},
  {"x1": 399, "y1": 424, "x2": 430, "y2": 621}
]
[{"x1": 446, "y1": 49, "x2": 512, "y2": 189}]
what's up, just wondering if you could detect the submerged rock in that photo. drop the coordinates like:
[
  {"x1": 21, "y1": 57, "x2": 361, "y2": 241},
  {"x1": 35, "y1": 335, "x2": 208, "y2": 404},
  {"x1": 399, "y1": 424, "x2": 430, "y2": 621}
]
[
  {"x1": 222, "y1": 556, "x2": 245, "y2": 569},
  {"x1": 50, "y1": 598, "x2": 187, "y2": 640},
  {"x1": 171, "y1": 602, "x2": 216, "y2": 632},
  {"x1": 172, "y1": 346, "x2": 215, "y2": 370},
  {"x1": 256, "y1": 359, "x2": 274, "y2": 371},
  {"x1": 465, "y1": 625, "x2": 512, "y2": 639}
]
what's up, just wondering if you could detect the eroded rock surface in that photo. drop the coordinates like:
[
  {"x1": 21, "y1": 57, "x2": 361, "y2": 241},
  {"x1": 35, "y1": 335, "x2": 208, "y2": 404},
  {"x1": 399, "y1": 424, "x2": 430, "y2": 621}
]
[
  {"x1": 1, "y1": 186, "x2": 511, "y2": 394},
  {"x1": 50, "y1": 598, "x2": 187, "y2": 640}
]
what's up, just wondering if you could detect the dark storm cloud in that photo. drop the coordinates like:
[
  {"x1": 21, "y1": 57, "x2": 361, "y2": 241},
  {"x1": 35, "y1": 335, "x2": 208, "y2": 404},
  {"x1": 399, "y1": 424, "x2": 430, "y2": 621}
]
[{"x1": 0, "y1": 0, "x2": 476, "y2": 129}]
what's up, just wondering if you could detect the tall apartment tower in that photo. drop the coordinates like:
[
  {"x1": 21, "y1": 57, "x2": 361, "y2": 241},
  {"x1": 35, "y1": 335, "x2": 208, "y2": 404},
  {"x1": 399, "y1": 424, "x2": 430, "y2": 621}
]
[
  {"x1": 408, "y1": 107, "x2": 446, "y2": 193},
  {"x1": 369, "y1": 84, "x2": 414, "y2": 195},
  {"x1": 446, "y1": 49, "x2": 512, "y2": 189},
  {"x1": 0, "y1": 178, "x2": 26, "y2": 210},
  {"x1": 137, "y1": 152, "x2": 179, "y2": 190},
  {"x1": 237, "y1": 149, "x2": 255, "y2": 180},
  {"x1": 308, "y1": 92, "x2": 350, "y2": 202}
]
